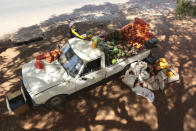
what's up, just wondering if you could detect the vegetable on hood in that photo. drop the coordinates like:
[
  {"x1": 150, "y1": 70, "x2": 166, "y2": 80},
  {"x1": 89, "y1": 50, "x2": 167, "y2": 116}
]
[{"x1": 34, "y1": 49, "x2": 61, "y2": 69}]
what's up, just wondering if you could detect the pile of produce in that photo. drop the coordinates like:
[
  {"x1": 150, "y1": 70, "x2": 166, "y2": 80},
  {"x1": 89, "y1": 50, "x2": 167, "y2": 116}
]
[
  {"x1": 121, "y1": 17, "x2": 156, "y2": 49},
  {"x1": 98, "y1": 40, "x2": 126, "y2": 65},
  {"x1": 154, "y1": 58, "x2": 175, "y2": 78},
  {"x1": 97, "y1": 17, "x2": 157, "y2": 65},
  {"x1": 145, "y1": 57, "x2": 175, "y2": 78},
  {"x1": 36, "y1": 49, "x2": 61, "y2": 63},
  {"x1": 34, "y1": 49, "x2": 61, "y2": 70}
]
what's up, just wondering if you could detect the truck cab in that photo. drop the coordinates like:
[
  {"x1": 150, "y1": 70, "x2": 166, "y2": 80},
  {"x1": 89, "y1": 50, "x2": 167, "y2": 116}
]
[{"x1": 54, "y1": 38, "x2": 107, "y2": 94}]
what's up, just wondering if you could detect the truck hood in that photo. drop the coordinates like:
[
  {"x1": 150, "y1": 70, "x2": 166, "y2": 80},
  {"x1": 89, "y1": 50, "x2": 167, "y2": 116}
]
[{"x1": 22, "y1": 59, "x2": 66, "y2": 96}]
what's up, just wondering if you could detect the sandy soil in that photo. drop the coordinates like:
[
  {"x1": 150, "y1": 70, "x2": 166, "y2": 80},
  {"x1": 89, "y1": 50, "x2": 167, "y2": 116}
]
[
  {"x1": 0, "y1": 3, "x2": 196, "y2": 131},
  {"x1": 0, "y1": 0, "x2": 176, "y2": 40}
]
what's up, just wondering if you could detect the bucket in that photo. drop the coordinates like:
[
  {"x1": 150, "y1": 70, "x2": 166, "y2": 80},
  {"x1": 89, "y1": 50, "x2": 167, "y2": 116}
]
[{"x1": 92, "y1": 41, "x2": 97, "y2": 49}]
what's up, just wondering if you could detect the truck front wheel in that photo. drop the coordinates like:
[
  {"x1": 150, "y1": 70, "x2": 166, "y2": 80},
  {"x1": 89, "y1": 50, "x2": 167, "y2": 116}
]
[{"x1": 45, "y1": 95, "x2": 67, "y2": 108}]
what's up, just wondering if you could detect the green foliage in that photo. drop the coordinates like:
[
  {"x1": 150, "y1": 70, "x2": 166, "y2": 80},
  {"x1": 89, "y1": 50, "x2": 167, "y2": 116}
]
[{"x1": 176, "y1": 0, "x2": 196, "y2": 18}]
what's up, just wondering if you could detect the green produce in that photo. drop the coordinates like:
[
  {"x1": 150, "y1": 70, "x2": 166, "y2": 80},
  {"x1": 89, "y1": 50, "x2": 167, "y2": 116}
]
[
  {"x1": 113, "y1": 47, "x2": 119, "y2": 53},
  {"x1": 97, "y1": 38, "x2": 101, "y2": 43},
  {"x1": 110, "y1": 41, "x2": 115, "y2": 46},
  {"x1": 117, "y1": 53, "x2": 122, "y2": 58},
  {"x1": 118, "y1": 50, "x2": 122, "y2": 54},
  {"x1": 121, "y1": 52, "x2": 125, "y2": 57},
  {"x1": 86, "y1": 31, "x2": 92, "y2": 36},
  {"x1": 106, "y1": 41, "x2": 111, "y2": 45},
  {"x1": 92, "y1": 37, "x2": 99, "y2": 43},
  {"x1": 112, "y1": 59, "x2": 117, "y2": 64},
  {"x1": 97, "y1": 39, "x2": 128, "y2": 66},
  {"x1": 98, "y1": 46, "x2": 104, "y2": 51},
  {"x1": 108, "y1": 45, "x2": 114, "y2": 50}
]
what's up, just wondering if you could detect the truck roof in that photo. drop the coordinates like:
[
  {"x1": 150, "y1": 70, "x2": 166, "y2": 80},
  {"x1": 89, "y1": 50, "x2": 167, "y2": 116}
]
[{"x1": 69, "y1": 38, "x2": 104, "y2": 62}]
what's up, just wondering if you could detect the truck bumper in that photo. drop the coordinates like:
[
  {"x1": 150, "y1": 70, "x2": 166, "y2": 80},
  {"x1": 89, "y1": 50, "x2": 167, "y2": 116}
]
[{"x1": 5, "y1": 80, "x2": 40, "y2": 115}]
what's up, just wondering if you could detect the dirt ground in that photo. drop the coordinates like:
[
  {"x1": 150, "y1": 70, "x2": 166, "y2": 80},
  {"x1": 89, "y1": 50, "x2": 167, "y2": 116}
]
[{"x1": 0, "y1": 13, "x2": 196, "y2": 131}]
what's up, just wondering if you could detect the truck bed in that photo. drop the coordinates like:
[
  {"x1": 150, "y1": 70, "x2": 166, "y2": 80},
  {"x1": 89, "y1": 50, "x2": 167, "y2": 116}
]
[{"x1": 105, "y1": 49, "x2": 151, "y2": 77}]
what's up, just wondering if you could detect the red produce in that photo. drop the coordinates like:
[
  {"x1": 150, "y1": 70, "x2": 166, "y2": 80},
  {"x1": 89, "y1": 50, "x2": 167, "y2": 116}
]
[{"x1": 34, "y1": 60, "x2": 44, "y2": 70}]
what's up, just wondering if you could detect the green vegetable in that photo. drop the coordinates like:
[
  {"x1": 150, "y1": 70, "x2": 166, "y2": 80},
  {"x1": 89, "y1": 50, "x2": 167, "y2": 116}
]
[
  {"x1": 110, "y1": 41, "x2": 115, "y2": 46},
  {"x1": 117, "y1": 53, "x2": 122, "y2": 58},
  {"x1": 86, "y1": 31, "x2": 92, "y2": 36},
  {"x1": 113, "y1": 47, "x2": 119, "y2": 53},
  {"x1": 97, "y1": 38, "x2": 101, "y2": 43},
  {"x1": 121, "y1": 52, "x2": 125, "y2": 57},
  {"x1": 106, "y1": 41, "x2": 111, "y2": 45},
  {"x1": 98, "y1": 46, "x2": 104, "y2": 51},
  {"x1": 112, "y1": 59, "x2": 117, "y2": 64},
  {"x1": 92, "y1": 37, "x2": 99, "y2": 43},
  {"x1": 108, "y1": 45, "x2": 114, "y2": 50}
]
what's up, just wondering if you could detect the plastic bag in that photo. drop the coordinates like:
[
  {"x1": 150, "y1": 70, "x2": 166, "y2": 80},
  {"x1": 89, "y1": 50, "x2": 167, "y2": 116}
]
[
  {"x1": 131, "y1": 61, "x2": 149, "y2": 83},
  {"x1": 131, "y1": 61, "x2": 148, "y2": 75},
  {"x1": 132, "y1": 86, "x2": 154, "y2": 102},
  {"x1": 138, "y1": 70, "x2": 150, "y2": 83},
  {"x1": 143, "y1": 76, "x2": 159, "y2": 90},
  {"x1": 143, "y1": 73, "x2": 166, "y2": 91},
  {"x1": 122, "y1": 68, "x2": 138, "y2": 88}
]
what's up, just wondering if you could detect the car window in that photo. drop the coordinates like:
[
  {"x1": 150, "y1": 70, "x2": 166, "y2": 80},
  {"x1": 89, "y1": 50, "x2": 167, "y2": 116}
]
[
  {"x1": 81, "y1": 58, "x2": 101, "y2": 76},
  {"x1": 59, "y1": 45, "x2": 83, "y2": 78}
]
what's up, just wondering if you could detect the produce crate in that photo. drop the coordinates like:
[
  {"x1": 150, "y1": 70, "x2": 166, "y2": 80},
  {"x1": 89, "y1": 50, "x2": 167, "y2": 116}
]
[
  {"x1": 6, "y1": 89, "x2": 29, "y2": 115},
  {"x1": 167, "y1": 67, "x2": 180, "y2": 83}
]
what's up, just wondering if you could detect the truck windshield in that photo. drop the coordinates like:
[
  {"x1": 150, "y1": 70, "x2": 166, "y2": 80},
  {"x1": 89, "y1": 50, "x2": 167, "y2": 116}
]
[{"x1": 59, "y1": 45, "x2": 83, "y2": 77}]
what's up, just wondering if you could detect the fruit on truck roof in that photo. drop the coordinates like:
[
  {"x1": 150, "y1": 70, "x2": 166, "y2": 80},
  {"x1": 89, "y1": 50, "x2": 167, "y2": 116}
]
[{"x1": 69, "y1": 38, "x2": 104, "y2": 62}]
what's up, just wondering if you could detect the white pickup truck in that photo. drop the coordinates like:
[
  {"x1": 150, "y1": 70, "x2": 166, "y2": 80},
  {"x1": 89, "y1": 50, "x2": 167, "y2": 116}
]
[{"x1": 6, "y1": 38, "x2": 151, "y2": 111}]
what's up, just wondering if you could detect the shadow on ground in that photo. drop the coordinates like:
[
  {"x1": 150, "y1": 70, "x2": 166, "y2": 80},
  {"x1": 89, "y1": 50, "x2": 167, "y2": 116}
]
[{"x1": 0, "y1": 2, "x2": 196, "y2": 131}]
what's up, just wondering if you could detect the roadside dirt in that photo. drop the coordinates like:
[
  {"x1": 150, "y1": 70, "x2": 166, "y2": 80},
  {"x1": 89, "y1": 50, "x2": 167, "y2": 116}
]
[{"x1": 0, "y1": 13, "x2": 196, "y2": 131}]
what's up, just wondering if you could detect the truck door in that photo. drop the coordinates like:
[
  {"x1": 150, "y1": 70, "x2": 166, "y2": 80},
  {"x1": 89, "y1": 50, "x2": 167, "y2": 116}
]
[{"x1": 75, "y1": 57, "x2": 105, "y2": 91}]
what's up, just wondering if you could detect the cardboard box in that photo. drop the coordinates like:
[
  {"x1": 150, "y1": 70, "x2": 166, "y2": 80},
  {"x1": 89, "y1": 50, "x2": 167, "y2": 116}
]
[
  {"x1": 6, "y1": 89, "x2": 29, "y2": 115},
  {"x1": 167, "y1": 67, "x2": 179, "y2": 83}
]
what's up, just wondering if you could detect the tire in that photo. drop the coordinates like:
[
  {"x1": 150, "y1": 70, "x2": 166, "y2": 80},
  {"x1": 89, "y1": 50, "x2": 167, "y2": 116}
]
[{"x1": 45, "y1": 94, "x2": 67, "y2": 108}]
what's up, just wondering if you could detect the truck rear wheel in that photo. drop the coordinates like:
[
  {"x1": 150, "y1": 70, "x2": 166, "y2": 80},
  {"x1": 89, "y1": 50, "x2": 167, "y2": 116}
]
[{"x1": 45, "y1": 95, "x2": 67, "y2": 108}]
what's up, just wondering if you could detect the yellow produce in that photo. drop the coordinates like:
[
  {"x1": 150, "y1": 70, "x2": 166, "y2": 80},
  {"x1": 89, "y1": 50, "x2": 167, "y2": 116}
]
[
  {"x1": 160, "y1": 62, "x2": 165, "y2": 68},
  {"x1": 167, "y1": 71, "x2": 174, "y2": 77},
  {"x1": 160, "y1": 58, "x2": 166, "y2": 63},
  {"x1": 133, "y1": 42, "x2": 143, "y2": 49},
  {"x1": 71, "y1": 28, "x2": 86, "y2": 39},
  {"x1": 155, "y1": 58, "x2": 170, "y2": 70},
  {"x1": 88, "y1": 34, "x2": 93, "y2": 39},
  {"x1": 163, "y1": 69, "x2": 175, "y2": 77}
]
